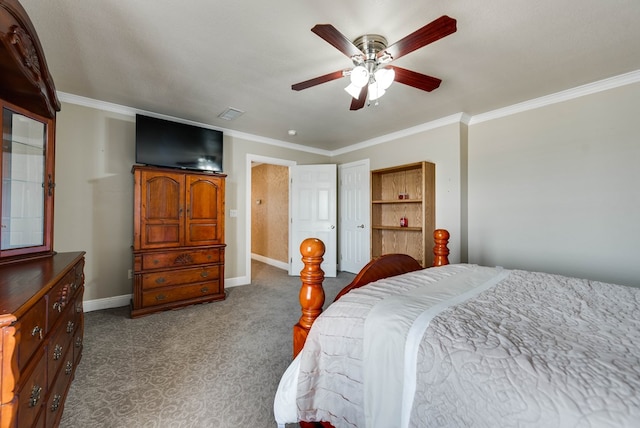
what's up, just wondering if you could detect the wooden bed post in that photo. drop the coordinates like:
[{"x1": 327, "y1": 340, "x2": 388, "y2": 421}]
[
  {"x1": 433, "y1": 229, "x2": 450, "y2": 266},
  {"x1": 293, "y1": 238, "x2": 325, "y2": 358}
]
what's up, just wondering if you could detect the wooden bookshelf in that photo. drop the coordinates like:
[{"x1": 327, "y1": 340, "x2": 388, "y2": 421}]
[{"x1": 371, "y1": 161, "x2": 435, "y2": 267}]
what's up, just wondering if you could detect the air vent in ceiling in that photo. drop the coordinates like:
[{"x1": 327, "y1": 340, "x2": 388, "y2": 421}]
[{"x1": 218, "y1": 107, "x2": 245, "y2": 121}]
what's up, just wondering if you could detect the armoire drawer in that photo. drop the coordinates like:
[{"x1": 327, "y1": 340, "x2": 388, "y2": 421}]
[
  {"x1": 141, "y1": 281, "x2": 221, "y2": 307},
  {"x1": 139, "y1": 248, "x2": 222, "y2": 270},
  {"x1": 141, "y1": 265, "x2": 221, "y2": 290}
]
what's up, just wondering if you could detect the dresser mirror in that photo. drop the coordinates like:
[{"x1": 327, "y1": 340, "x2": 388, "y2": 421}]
[{"x1": 0, "y1": 103, "x2": 54, "y2": 261}]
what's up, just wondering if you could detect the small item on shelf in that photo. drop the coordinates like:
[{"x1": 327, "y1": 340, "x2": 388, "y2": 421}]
[
  {"x1": 398, "y1": 192, "x2": 409, "y2": 200},
  {"x1": 400, "y1": 216, "x2": 408, "y2": 227}
]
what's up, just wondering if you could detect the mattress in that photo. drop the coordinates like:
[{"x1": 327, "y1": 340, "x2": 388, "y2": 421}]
[{"x1": 274, "y1": 264, "x2": 640, "y2": 427}]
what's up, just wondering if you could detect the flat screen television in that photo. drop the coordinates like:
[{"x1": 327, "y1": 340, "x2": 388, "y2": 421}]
[{"x1": 135, "y1": 114, "x2": 223, "y2": 172}]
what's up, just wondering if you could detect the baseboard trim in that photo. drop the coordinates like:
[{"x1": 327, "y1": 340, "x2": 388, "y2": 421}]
[
  {"x1": 251, "y1": 253, "x2": 288, "y2": 271},
  {"x1": 83, "y1": 295, "x2": 132, "y2": 312}
]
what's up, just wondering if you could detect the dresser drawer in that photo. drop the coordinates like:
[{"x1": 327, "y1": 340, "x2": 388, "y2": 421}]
[
  {"x1": 140, "y1": 248, "x2": 222, "y2": 270},
  {"x1": 47, "y1": 312, "x2": 74, "y2": 389},
  {"x1": 18, "y1": 298, "x2": 47, "y2": 371},
  {"x1": 46, "y1": 344, "x2": 74, "y2": 428},
  {"x1": 141, "y1": 265, "x2": 220, "y2": 290},
  {"x1": 142, "y1": 280, "x2": 221, "y2": 307},
  {"x1": 47, "y1": 270, "x2": 75, "y2": 330},
  {"x1": 17, "y1": 350, "x2": 46, "y2": 428}
]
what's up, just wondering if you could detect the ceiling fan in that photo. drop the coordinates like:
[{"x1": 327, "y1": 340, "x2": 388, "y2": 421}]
[{"x1": 292, "y1": 15, "x2": 457, "y2": 111}]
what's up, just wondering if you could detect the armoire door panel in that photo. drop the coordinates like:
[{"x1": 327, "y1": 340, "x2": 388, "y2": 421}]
[{"x1": 144, "y1": 224, "x2": 181, "y2": 246}]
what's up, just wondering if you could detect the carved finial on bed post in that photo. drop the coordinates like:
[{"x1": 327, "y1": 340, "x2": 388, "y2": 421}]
[
  {"x1": 293, "y1": 238, "x2": 326, "y2": 358},
  {"x1": 433, "y1": 229, "x2": 450, "y2": 266}
]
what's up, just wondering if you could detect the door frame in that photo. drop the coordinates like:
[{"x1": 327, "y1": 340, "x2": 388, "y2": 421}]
[{"x1": 245, "y1": 154, "x2": 297, "y2": 282}]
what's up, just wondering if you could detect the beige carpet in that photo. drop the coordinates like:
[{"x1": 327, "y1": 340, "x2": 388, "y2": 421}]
[{"x1": 60, "y1": 261, "x2": 354, "y2": 428}]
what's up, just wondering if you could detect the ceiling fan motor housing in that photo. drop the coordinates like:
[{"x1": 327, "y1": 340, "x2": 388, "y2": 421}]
[{"x1": 353, "y1": 34, "x2": 389, "y2": 72}]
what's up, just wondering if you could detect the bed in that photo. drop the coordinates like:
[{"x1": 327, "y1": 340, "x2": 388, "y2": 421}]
[{"x1": 274, "y1": 230, "x2": 640, "y2": 428}]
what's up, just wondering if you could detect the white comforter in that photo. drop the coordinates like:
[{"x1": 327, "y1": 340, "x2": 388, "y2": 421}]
[{"x1": 274, "y1": 264, "x2": 640, "y2": 427}]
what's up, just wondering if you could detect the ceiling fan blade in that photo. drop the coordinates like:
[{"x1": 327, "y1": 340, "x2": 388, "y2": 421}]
[
  {"x1": 390, "y1": 66, "x2": 442, "y2": 92},
  {"x1": 350, "y1": 85, "x2": 368, "y2": 110},
  {"x1": 311, "y1": 24, "x2": 363, "y2": 59},
  {"x1": 292, "y1": 70, "x2": 345, "y2": 91},
  {"x1": 380, "y1": 15, "x2": 456, "y2": 61}
]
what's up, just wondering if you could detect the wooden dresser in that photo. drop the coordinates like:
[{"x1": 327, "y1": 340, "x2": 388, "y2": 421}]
[
  {"x1": 131, "y1": 165, "x2": 226, "y2": 317},
  {"x1": 1, "y1": 1, "x2": 86, "y2": 426},
  {"x1": 0, "y1": 252, "x2": 85, "y2": 428}
]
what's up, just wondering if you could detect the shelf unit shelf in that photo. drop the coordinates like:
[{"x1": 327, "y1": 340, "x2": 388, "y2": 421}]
[{"x1": 370, "y1": 161, "x2": 435, "y2": 267}]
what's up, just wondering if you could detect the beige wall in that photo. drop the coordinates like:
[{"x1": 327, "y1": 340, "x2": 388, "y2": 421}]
[
  {"x1": 55, "y1": 103, "x2": 135, "y2": 301},
  {"x1": 251, "y1": 164, "x2": 289, "y2": 262},
  {"x1": 468, "y1": 82, "x2": 640, "y2": 287}
]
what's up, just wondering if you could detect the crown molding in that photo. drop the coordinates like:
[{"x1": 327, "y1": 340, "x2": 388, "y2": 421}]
[
  {"x1": 56, "y1": 92, "x2": 332, "y2": 156},
  {"x1": 58, "y1": 69, "x2": 640, "y2": 157},
  {"x1": 469, "y1": 69, "x2": 640, "y2": 125},
  {"x1": 330, "y1": 112, "x2": 468, "y2": 156}
]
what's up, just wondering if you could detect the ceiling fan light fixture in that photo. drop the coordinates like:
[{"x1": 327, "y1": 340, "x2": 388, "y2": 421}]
[
  {"x1": 344, "y1": 83, "x2": 362, "y2": 99},
  {"x1": 350, "y1": 65, "x2": 369, "y2": 88},
  {"x1": 368, "y1": 85, "x2": 385, "y2": 101},
  {"x1": 374, "y1": 67, "x2": 395, "y2": 90}
]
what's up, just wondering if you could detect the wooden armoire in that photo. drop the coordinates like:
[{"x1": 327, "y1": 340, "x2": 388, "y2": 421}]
[
  {"x1": 0, "y1": 1, "x2": 85, "y2": 426},
  {"x1": 131, "y1": 165, "x2": 226, "y2": 318}
]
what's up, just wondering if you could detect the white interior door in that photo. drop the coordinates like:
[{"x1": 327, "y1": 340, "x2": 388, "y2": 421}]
[
  {"x1": 289, "y1": 164, "x2": 337, "y2": 277},
  {"x1": 339, "y1": 160, "x2": 370, "y2": 273}
]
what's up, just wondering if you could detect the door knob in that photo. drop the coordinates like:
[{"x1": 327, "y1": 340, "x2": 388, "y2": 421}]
[{"x1": 357, "y1": 224, "x2": 365, "y2": 228}]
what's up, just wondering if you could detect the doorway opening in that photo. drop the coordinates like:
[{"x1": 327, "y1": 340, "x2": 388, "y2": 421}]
[{"x1": 246, "y1": 155, "x2": 296, "y2": 281}]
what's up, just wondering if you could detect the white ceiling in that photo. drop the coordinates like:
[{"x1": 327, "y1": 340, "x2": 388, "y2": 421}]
[{"x1": 20, "y1": 0, "x2": 640, "y2": 152}]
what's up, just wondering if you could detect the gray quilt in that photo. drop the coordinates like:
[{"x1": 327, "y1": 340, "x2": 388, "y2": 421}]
[{"x1": 283, "y1": 264, "x2": 640, "y2": 427}]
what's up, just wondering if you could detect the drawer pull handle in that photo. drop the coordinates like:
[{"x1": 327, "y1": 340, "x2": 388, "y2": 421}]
[
  {"x1": 65, "y1": 361, "x2": 73, "y2": 375},
  {"x1": 156, "y1": 294, "x2": 166, "y2": 301},
  {"x1": 155, "y1": 277, "x2": 166, "y2": 284},
  {"x1": 51, "y1": 394, "x2": 62, "y2": 412},
  {"x1": 201, "y1": 287, "x2": 209, "y2": 293},
  {"x1": 29, "y1": 385, "x2": 42, "y2": 407},
  {"x1": 53, "y1": 344, "x2": 63, "y2": 360},
  {"x1": 32, "y1": 326, "x2": 43, "y2": 340},
  {"x1": 67, "y1": 320, "x2": 75, "y2": 334},
  {"x1": 200, "y1": 271, "x2": 209, "y2": 278}
]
